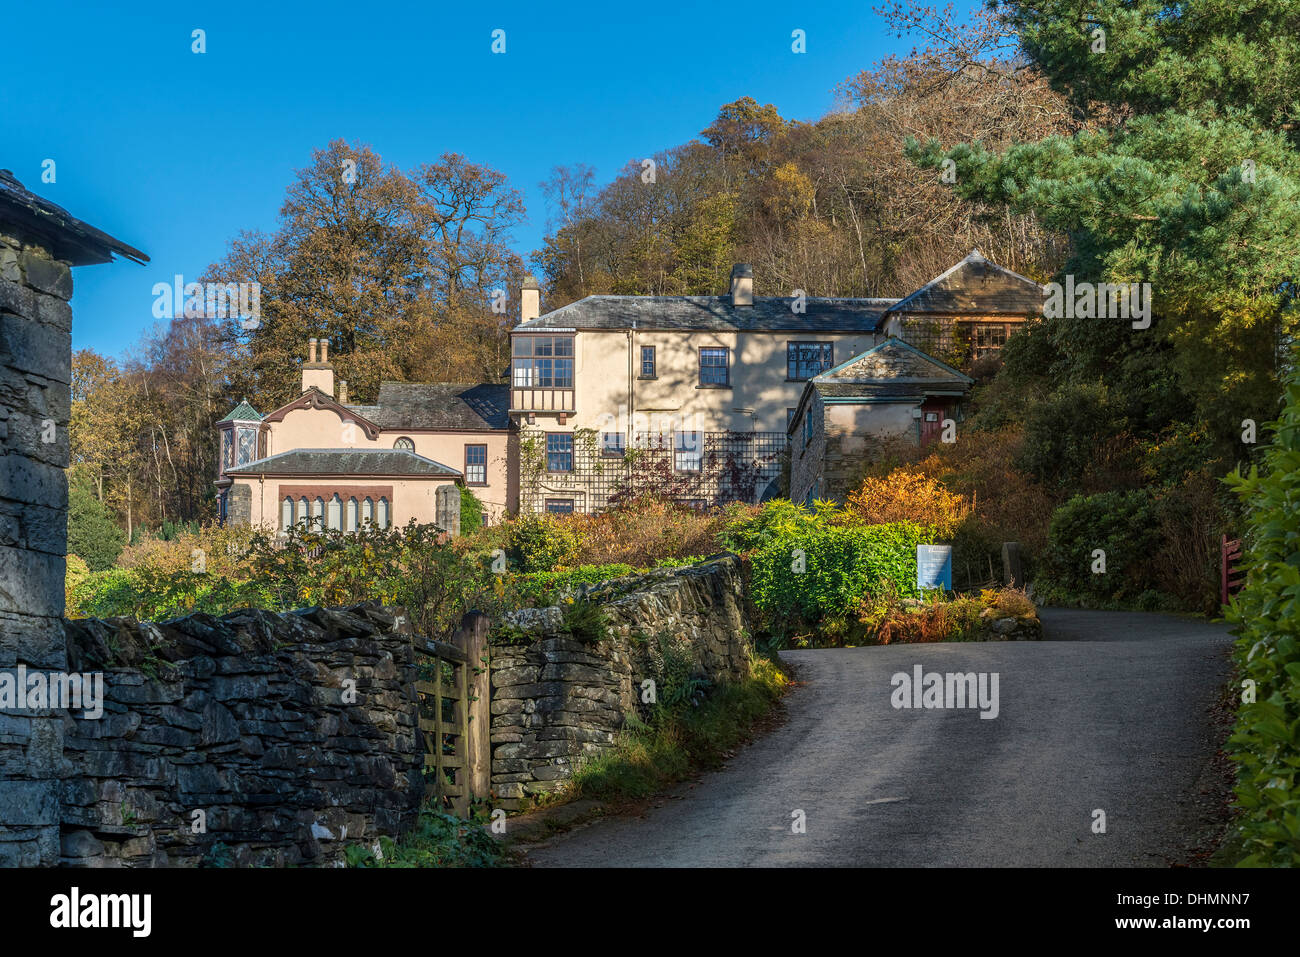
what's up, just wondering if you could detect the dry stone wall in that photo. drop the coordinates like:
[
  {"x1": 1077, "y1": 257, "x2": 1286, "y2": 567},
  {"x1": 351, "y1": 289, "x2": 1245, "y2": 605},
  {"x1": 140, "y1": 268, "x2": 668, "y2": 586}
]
[
  {"x1": 489, "y1": 555, "x2": 752, "y2": 809},
  {"x1": 58, "y1": 603, "x2": 424, "y2": 867}
]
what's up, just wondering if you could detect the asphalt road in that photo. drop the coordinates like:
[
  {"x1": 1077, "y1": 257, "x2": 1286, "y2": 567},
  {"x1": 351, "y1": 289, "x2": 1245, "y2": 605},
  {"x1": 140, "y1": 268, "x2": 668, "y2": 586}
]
[{"x1": 523, "y1": 608, "x2": 1235, "y2": 867}]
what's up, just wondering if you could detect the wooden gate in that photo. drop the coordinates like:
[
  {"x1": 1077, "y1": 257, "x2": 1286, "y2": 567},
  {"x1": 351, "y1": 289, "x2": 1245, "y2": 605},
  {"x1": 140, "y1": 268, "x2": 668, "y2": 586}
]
[
  {"x1": 412, "y1": 612, "x2": 491, "y2": 817},
  {"x1": 1221, "y1": 535, "x2": 1246, "y2": 606}
]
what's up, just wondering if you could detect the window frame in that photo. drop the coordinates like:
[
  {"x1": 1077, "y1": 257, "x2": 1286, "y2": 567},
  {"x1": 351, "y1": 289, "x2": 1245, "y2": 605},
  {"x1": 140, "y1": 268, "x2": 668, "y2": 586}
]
[
  {"x1": 787, "y1": 341, "x2": 834, "y2": 381},
  {"x1": 600, "y1": 431, "x2": 626, "y2": 458},
  {"x1": 544, "y1": 498, "x2": 575, "y2": 514},
  {"x1": 546, "y1": 432, "x2": 574, "y2": 473},
  {"x1": 512, "y1": 334, "x2": 576, "y2": 389},
  {"x1": 698, "y1": 347, "x2": 730, "y2": 387},
  {"x1": 464, "y1": 443, "x2": 488, "y2": 486},
  {"x1": 673, "y1": 430, "x2": 703, "y2": 473},
  {"x1": 639, "y1": 344, "x2": 657, "y2": 379}
]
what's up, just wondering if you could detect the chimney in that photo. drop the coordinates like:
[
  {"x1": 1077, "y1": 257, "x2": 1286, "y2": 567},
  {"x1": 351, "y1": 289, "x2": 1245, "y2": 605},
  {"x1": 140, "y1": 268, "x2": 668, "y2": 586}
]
[
  {"x1": 301, "y1": 336, "x2": 335, "y2": 397},
  {"x1": 730, "y1": 263, "x2": 753, "y2": 306},
  {"x1": 521, "y1": 274, "x2": 540, "y2": 323}
]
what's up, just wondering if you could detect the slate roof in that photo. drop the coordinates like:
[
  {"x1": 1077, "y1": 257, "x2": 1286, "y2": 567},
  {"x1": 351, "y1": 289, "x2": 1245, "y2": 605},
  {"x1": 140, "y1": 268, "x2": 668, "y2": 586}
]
[
  {"x1": 789, "y1": 338, "x2": 973, "y2": 432},
  {"x1": 218, "y1": 400, "x2": 262, "y2": 423},
  {"x1": 226, "y1": 448, "x2": 461, "y2": 477},
  {"x1": 0, "y1": 169, "x2": 148, "y2": 266},
  {"x1": 883, "y1": 250, "x2": 1043, "y2": 316},
  {"x1": 514, "y1": 295, "x2": 899, "y2": 334},
  {"x1": 345, "y1": 382, "x2": 510, "y2": 431}
]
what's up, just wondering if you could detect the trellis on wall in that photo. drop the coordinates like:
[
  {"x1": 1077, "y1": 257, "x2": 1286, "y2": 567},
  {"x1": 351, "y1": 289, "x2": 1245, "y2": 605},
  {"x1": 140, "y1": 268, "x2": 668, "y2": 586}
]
[{"x1": 518, "y1": 428, "x2": 785, "y2": 513}]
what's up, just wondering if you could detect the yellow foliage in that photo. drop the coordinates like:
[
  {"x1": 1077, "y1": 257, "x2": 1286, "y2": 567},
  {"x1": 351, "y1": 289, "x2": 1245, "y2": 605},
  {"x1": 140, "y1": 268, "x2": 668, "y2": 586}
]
[{"x1": 845, "y1": 468, "x2": 972, "y2": 538}]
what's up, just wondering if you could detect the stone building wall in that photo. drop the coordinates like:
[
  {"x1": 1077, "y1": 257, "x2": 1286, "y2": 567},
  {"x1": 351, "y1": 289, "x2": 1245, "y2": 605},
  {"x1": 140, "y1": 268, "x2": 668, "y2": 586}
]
[
  {"x1": 0, "y1": 231, "x2": 73, "y2": 866},
  {"x1": 58, "y1": 603, "x2": 423, "y2": 867},
  {"x1": 789, "y1": 394, "x2": 826, "y2": 506},
  {"x1": 489, "y1": 555, "x2": 752, "y2": 809}
]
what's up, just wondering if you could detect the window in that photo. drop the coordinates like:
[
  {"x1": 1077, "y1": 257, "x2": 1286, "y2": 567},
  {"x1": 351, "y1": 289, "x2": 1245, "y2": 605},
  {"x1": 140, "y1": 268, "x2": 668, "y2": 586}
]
[
  {"x1": 236, "y1": 426, "x2": 257, "y2": 465},
  {"x1": 546, "y1": 433, "x2": 573, "y2": 472},
  {"x1": 972, "y1": 323, "x2": 1009, "y2": 352},
  {"x1": 512, "y1": 335, "x2": 575, "y2": 388},
  {"x1": 640, "y1": 345, "x2": 656, "y2": 378},
  {"x1": 699, "y1": 347, "x2": 729, "y2": 386},
  {"x1": 545, "y1": 499, "x2": 575, "y2": 514},
  {"x1": 281, "y1": 497, "x2": 294, "y2": 531},
  {"x1": 346, "y1": 497, "x2": 358, "y2": 532},
  {"x1": 327, "y1": 494, "x2": 342, "y2": 531},
  {"x1": 788, "y1": 342, "x2": 833, "y2": 380},
  {"x1": 600, "y1": 432, "x2": 626, "y2": 458},
  {"x1": 674, "y1": 431, "x2": 702, "y2": 472},
  {"x1": 393, "y1": 436, "x2": 415, "y2": 451},
  {"x1": 377, "y1": 497, "x2": 389, "y2": 529},
  {"x1": 463, "y1": 444, "x2": 487, "y2": 485},
  {"x1": 804, "y1": 413, "x2": 813, "y2": 445},
  {"x1": 362, "y1": 497, "x2": 374, "y2": 526},
  {"x1": 786, "y1": 407, "x2": 797, "y2": 430},
  {"x1": 299, "y1": 497, "x2": 309, "y2": 528},
  {"x1": 312, "y1": 496, "x2": 325, "y2": 529}
]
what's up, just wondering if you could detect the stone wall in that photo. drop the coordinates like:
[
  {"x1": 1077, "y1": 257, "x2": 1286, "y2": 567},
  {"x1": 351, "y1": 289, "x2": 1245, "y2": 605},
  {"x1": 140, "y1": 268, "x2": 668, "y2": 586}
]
[
  {"x1": 789, "y1": 394, "x2": 826, "y2": 506},
  {"x1": 57, "y1": 603, "x2": 423, "y2": 867},
  {"x1": 0, "y1": 231, "x2": 73, "y2": 866},
  {"x1": 489, "y1": 555, "x2": 752, "y2": 809}
]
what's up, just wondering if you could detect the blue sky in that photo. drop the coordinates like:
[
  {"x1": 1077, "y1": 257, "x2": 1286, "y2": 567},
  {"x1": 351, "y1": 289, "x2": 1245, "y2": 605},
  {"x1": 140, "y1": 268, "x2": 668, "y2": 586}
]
[{"x1": 2, "y1": 0, "x2": 981, "y2": 357}]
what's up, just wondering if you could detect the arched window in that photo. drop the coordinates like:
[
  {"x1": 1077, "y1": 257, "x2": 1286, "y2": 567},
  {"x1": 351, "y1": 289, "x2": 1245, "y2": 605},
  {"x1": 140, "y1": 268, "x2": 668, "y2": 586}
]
[
  {"x1": 362, "y1": 497, "x2": 374, "y2": 527},
  {"x1": 312, "y1": 496, "x2": 324, "y2": 529},
  {"x1": 298, "y1": 497, "x2": 309, "y2": 528},
  {"x1": 393, "y1": 436, "x2": 415, "y2": 451},
  {"x1": 281, "y1": 497, "x2": 293, "y2": 531},
  {"x1": 346, "y1": 497, "x2": 358, "y2": 533},
  {"x1": 327, "y1": 494, "x2": 342, "y2": 531},
  {"x1": 377, "y1": 497, "x2": 389, "y2": 529}
]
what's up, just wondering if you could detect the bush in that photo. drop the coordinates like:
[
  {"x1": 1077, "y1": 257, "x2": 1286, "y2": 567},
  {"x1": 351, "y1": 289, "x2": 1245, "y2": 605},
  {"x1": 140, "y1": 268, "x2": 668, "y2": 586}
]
[
  {"x1": 1223, "y1": 366, "x2": 1300, "y2": 866},
  {"x1": 507, "y1": 513, "x2": 582, "y2": 572},
  {"x1": 845, "y1": 468, "x2": 971, "y2": 538},
  {"x1": 459, "y1": 486, "x2": 485, "y2": 534},
  {"x1": 567, "y1": 495, "x2": 728, "y2": 565},
  {"x1": 67, "y1": 474, "x2": 124, "y2": 571},
  {"x1": 749, "y1": 521, "x2": 935, "y2": 627},
  {"x1": 1042, "y1": 489, "x2": 1164, "y2": 603}
]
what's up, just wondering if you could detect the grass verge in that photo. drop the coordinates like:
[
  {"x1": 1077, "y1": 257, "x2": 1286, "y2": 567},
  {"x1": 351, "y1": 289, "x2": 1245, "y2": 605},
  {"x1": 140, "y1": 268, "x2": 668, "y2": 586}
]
[{"x1": 560, "y1": 653, "x2": 790, "y2": 804}]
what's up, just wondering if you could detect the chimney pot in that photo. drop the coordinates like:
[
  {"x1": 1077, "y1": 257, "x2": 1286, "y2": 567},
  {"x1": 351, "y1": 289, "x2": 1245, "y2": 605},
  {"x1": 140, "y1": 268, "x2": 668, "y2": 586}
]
[
  {"x1": 730, "y1": 263, "x2": 753, "y2": 307},
  {"x1": 319, "y1": 339, "x2": 329, "y2": 363},
  {"x1": 308, "y1": 338, "x2": 318, "y2": 363}
]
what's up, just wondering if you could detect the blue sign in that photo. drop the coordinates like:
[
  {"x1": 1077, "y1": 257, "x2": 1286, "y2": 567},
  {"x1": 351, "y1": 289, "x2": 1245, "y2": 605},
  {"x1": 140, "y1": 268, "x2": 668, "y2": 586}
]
[{"x1": 917, "y1": 545, "x2": 953, "y2": 591}]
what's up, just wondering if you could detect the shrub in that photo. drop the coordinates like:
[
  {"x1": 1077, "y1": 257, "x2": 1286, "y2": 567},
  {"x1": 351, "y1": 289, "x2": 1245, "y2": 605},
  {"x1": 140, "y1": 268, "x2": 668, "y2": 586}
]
[
  {"x1": 845, "y1": 468, "x2": 971, "y2": 538},
  {"x1": 507, "y1": 513, "x2": 581, "y2": 573},
  {"x1": 459, "y1": 486, "x2": 485, "y2": 534},
  {"x1": 749, "y1": 521, "x2": 935, "y2": 627},
  {"x1": 67, "y1": 473, "x2": 124, "y2": 571},
  {"x1": 717, "y1": 498, "x2": 833, "y2": 554},
  {"x1": 1223, "y1": 366, "x2": 1300, "y2": 866},
  {"x1": 567, "y1": 495, "x2": 728, "y2": 565},
  {"x1": 1042, "y1": 489, "x2": 1164, "y2": 603},
  {"x1": 65, "y1": 555, "x2": 90, "y2": 611}
]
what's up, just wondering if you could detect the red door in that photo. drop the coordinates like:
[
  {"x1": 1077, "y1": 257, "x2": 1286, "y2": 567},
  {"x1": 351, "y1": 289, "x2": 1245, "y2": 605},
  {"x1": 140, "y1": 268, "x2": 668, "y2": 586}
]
[{"x1": 920, "y1": 400, "x2": 945, "y2": 448}]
